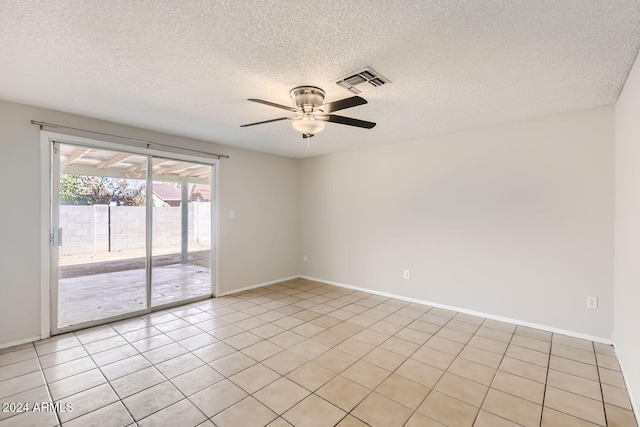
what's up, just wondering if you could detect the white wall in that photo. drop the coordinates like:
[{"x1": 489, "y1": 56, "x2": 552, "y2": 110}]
[
  {"x1": 614, "y1": 51, "x2": 640, "y2": 415},
  {"x1": 0, "y1": 97, "x2": 620, "y2": 350},
  {"x1": 0, "y1": 99, "x2": 298, "y2": 346},
  {"x1": 299, "y1": 106, "x2": 615, "y2": 339}
]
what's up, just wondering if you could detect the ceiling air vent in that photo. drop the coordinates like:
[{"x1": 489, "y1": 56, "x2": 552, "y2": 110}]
[{"x1": 335, "y1": 67, "x2": 390, "y2": 94}]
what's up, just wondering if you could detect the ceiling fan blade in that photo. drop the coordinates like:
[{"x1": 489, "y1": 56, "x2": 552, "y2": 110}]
[
  {"x1": 248, "y1": 99, "x2": 298, "y2": 112},
  {"x1": 320, "y1": 96, "x2": 367, "y2": 113},
  {"x1": 318, "y1": 114, "x2": 376, "y2": 129},
  {"x1": 240, "y1": 117, "x2": 291, "y2": 127}
]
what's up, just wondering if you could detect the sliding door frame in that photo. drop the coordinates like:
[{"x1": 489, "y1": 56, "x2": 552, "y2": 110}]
[{"x1": 41, "y1": 131, "x2": 220, "y2": 338}]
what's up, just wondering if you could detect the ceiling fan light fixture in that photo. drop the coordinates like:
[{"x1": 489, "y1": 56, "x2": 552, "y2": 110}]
[{"x1": 291, "y1": 115, "x2": 326, "y2": 136}]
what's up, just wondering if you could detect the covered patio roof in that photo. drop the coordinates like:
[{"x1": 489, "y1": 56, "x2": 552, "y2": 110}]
[{"x1": 59, "y1": 144, "x2": 211, "y2": 184}]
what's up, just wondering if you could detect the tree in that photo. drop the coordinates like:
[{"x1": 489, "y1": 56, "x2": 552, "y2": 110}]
[{"x1": 60, "y1": 175, "x2": 146, "y2": 206}]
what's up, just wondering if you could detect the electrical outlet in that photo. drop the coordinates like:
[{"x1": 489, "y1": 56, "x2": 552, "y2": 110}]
[
  {"x1": 587, "y1": 296, "x2": 598, "y2": 309},
  {"x1": 229, "y1": 210, "x2": 235, "y2": 218},
  {"x1": 403, "y1": 269, "x2": 411, "y2": 279},
  {"x1": 303, "y1": 255, "x2": 308, "y2": 262}
]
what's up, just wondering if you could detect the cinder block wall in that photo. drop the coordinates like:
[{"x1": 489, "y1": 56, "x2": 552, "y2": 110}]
[{"x1": 59, "y1": 203, "x2": 211, "y2": 256}]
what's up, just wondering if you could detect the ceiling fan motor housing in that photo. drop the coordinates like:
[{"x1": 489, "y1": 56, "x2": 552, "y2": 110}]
[{"x1": 290, "y1": 86, "x2": 325, "y2": 113}]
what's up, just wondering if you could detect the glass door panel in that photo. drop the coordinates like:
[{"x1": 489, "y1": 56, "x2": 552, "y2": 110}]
[
  {"x1": 55, "y1": 143, "x2": 149, "y2": 329},
  {"x1": 151, "y1": 158, "x2": 213, "y2": 307}
]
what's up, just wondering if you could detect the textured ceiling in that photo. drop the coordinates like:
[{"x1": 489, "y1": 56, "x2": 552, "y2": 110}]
[{"x1": 1, "y1": 1, "x2": 639, "y2": 158}]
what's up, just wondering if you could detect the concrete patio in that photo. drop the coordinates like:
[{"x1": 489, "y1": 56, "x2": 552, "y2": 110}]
[{"x1": 58, "y1": 262, "x2": 212, "y2": 328}]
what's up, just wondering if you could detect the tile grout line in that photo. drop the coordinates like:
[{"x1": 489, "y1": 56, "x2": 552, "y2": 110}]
[
  {"x1": 114, "y1": 311, "x2": 228, "y2": 423},
  {"x1": 0, "y1": 350, "x2": 61, "y2": 422},
  {"x1": 199, "y1": 283, "x2": 344, "y2": 423},
  {"x1": 219, "y1": 286, "x2": 413, "y2": 425},
  {"x1": 594, "y1": 340, "x2": 609, "y2": 427},
  {"x1": 72, "y1": 316, "x2": 207, "y2": 425},
  {"x1": 324, "y1": 307, "x2": 420, "y2": 426},
  {"x1": 68, "y1": 329, "x2": 139, "y2": 425},
  {"x1": 101, "y1": 316, "x2": 214, "y2": 425},
  {"x1": 307, "y1": 296, "x2": 433, "y2": 426},
  {"x1": 469, "y1": 318, "x2": 516, "y2": 427},
  {"x1": 399, "y1": 313, "x2": 473, "y2": 426},
  {"x1": 539, "y1": 332, "x2": 553, "y2": 427},
  {"x1": 233, "y1": 291, "x2": 401, "y2": 425},
  {"x1": 331, "y1": 295, "x2": 445, "y2": 425},
  {"x1": 33, "y1": 342, "x2": 63, "y2": 427},
  {"x1": 403, "y1": 320, "x2": 452, "y2": 426},
  {"x1": 132, "y1": 344, "x2": 213, "y2": 425},
  {"x1": 269, "y1": 289, "x2": 532, "y2": 426},
  {"x1": 43, "y1": 320, "x2": 171, "y2": 425},
  {"x1": 545, "y1": 337, "x2": 614, "y2": 426},
  {"x1": 118, "y1": 285, "x2": 367, "y2": 424}
]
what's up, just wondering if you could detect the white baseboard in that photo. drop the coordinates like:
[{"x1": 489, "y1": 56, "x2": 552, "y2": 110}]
[
  {"x1": 299, "y1": 275, "x2": 614, "y2": 345},
  {"x1": 0, "y1": 336, "x2": 40, "y2": 351},
  {"x1": 220, "y1": 274, "x2": 614, "y2": 344},
  {"x1": 614, "y1": 345, "x2": 640, "y2": 424},
  {"x1": 218, "y1": 276, "x2": 299, "y2": 297}
]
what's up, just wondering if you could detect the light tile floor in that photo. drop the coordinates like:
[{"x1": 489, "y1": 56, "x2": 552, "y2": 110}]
[{"x1": 0, "y1": 278, "x2": 637, "y2": 427}]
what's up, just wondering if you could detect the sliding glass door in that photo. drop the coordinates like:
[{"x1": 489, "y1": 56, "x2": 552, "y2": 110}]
[
  {"x1": 51, "y1": 140, "x2": 216, "y2": 334},
  {"x1": 151, "y1": 158, "x2": 213, "y2": 307}
]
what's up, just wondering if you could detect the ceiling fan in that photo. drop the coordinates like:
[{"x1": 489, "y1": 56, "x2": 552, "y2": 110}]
[{"x1": 240, "y1": 86, "x2": 376, "y2": 139}]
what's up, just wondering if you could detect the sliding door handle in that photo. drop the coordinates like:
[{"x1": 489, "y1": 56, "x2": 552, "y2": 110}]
[{"x1": 52, "y1": 227, "x2": 63, "y2": 247}]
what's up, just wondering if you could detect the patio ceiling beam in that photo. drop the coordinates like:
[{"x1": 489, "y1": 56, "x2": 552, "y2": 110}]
[
  {"x1": 97, "y1": 153, "x2": 134, "y2": 169},
  {"x1": 62, "y1": 165, "x2": 210, "y2": 184},
  {"x1": 152, "y1": 159, "x2": 173, "y2": 169},
  {"x1": 157, "y1": 162, "x2": 193, "y2": 175},
  {"x1": 128, "y1": 162, "x2": 148, "y2": 173},
  {"x1": 179, "y1": 166, "x2": 211, "y2": 177},
  {"x1": 151, "y1": 174, "x2": 209, "y2": 184},
  {"x1": 65, "y1": 147, "x2": 90, "y2": 165}
]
